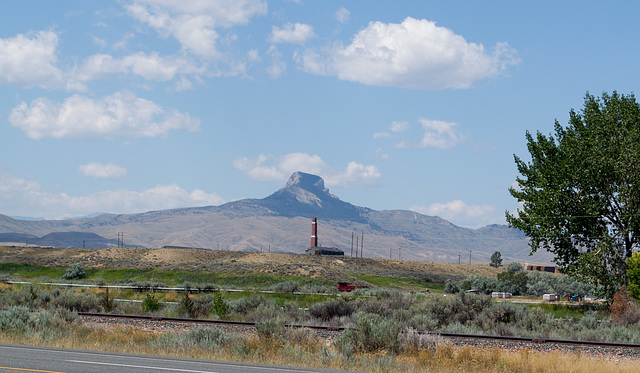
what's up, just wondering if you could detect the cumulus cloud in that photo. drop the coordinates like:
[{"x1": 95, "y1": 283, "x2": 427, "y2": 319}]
[
  {"x1": 269, "y1": 23, "x2": 315, "y2": 44},
  {"x1": 9, "y1": 90, "x2": 201, "y2": 140},
  {"x1": 233, "y1": 152, "x2": 381, "y2": 187},
  {"x1": 0, "y1": 171, "x2": 224, "y2": 220},
  {"x1": 418, "y1": 119, "x2": 461, "y2": 149},
  {"x1": 378, "y1": 118, "x2": 462, "y2": 149},
  {"x1": 410, "y1": 200, "x2": 503, "y2": 228},
  {"x1": 374, "y1": 120, "x2": 409, "y2": 139},
  {"x1": 298, "y1": 17, "x2": 519, "y2": 90},
  {"x1": 72, "y1": 52, "x2": 205, "y2": 83},
  {"x1": 0, "y1": 30, "x2": 64, "y2": 89},
  {"x1": 79, "y1": 162, "x2": 127, "y2": 179},
  {"x1": 125, "y1": 0, "x2": 267, "y2": 58}
]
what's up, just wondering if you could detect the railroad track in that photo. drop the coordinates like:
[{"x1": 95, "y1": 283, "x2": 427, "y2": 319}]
[{"x1": 77, "y1": 312, "x2": 640, "y2": 350}]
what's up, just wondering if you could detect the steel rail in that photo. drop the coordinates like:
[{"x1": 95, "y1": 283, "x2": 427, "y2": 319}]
[
  {"x1": 78, "y1": 312, "x2": 640, "y2": 349},
  {"x1": 435, "y1": 332, "x2": 640, "y2": 349},
  {"x1": 78, "y1": 312, "x2": 345, "y2": 331}
]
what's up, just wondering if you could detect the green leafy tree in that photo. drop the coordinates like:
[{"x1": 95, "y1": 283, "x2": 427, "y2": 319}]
[
  {"x1": 628, "y1": 252, "x2": 640, "y2": 300},
  {"x1": 507, "y1": 92, "x2": 640, "y2": 298},
  {"x1": 490, "y1": 251, "x2": 503, "y2": 268}
]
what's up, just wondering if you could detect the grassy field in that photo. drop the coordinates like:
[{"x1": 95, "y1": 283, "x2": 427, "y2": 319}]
[{"x1": 0, "y1": 245, "x2": 637, "y2": 372}]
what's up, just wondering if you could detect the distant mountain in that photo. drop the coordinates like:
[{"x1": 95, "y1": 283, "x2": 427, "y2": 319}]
[{"x1": 0, "y1": 171, "x2": 552, "y2": 264}]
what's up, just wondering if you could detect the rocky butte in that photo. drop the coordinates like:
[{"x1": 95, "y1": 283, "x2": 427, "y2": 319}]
[{"x1": 0, "y1": 171, "x2": 551, "y2": 264}]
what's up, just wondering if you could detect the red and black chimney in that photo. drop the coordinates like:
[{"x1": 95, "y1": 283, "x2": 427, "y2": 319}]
[{"x1": 310, "y1": 217, "x2": 318, "y2": 248}]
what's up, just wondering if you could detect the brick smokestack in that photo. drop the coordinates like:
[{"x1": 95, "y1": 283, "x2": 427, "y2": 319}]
[{"x1": 310, "y1": 217, "x2": 318, "y2": 248}]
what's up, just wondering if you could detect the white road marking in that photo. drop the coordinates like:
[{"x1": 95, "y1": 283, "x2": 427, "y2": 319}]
[{"x1": 67, "y1": 360, "x2": 217, "y2": 373}]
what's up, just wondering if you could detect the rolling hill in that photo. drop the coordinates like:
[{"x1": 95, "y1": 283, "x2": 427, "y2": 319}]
[{"x1": 0, "y1": 172, "x2": 551, "y2": 264}]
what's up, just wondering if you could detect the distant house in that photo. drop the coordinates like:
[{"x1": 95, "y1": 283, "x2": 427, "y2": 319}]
[
  {"x1": 306, "y1": 246, "x2": 344, "y2": 256},
  {"x1": 526, "y1": 265, "x2": 558, "y2": 273},
  {"x1": 305, "y1": 217, "x2": 344, "y2": 256}
]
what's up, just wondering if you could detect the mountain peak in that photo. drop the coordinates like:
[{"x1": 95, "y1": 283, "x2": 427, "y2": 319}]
[{"x1": 284, "y1": 171, "x2": 328, "y2": 194}]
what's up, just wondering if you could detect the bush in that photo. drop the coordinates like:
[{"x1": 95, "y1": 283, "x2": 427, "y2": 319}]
[
  {"x1": 400, "y1": 329, "x2": 444, "y2": 351},
  {"x1": 336, "y1": 312, "x2": 402, "y2": 353},
  {"x1": 269, "y1": 281, "x2": 299, "y2": 293},
  {"x1": 179, "y1": 291, "x2": 196, "y2": 318},
  {"x1": 141, "y1": 293, "x2": 162, "y2": 313},
  {"x1": 1, "y1": 285, "x2": 49, "y2": 308},
  {"x1": 610, "y1": 286, "x2": 640, "y2": 326},
  {"x1": 228, "y1": 294, "x2": 270, "y2": 316},
  {"x1": 212, "y1": 292, "x2": 229, "y2": 319},
  {"x1": 308, "y1": 298, "x2": 356, "y2": 322},
  {"x1": 255, "y1": 318, "x2": 286, "y2": 340},
  {"x1": 50, "y1": 290, "x2": 101, "y2": 312},
  {"x1": 62, "y1": 263, "x2": 86, "y2": 280}
]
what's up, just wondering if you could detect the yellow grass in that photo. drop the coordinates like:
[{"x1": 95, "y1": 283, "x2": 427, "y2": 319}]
[{"x1": 0, "y1": 325, "x2": 637, "y2": 373}]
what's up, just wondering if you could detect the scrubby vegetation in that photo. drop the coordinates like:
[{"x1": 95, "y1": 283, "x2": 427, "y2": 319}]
[
  {"x1": 445, "y1": 263, "x2": 596, "y2": 297},
  {"x1": 1, "y1": 281, "x2": 639, "y2": 344}
]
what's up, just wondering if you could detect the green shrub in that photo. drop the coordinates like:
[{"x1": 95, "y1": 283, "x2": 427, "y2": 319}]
[
  {"x1": 62, "y1": 263, "x2": 86, "y2": 280},
  {"x1": 50, "y1": 290, "x2": 101, "y2": 312},
  {"x1": 213, "y1": 292, "x2": 229, "y2": 319},
  {"x1": 255, "y1": 318, "x2": 286, "y2": 340},
  {"x1": 336, "y1": 312, "x2": 402, "y2": 353},
  {"x1": 141, "y1": 293, "x2": 162, "y2": 312},
  {"x1": 228, "y1": 294, "x2": 270, "y2": 316},
  {"x1": 180, "y1": 291, "x2": 196, "y2": 318},
  {"x1": 153, "y1": 326, "x2": 230, "y2": 350},
  {"x1": 101, "y1": 287, "x2": 115, "y2": 313},
  {"x1": 308, "y1": 298, "x2": 356, "y2": 322},
  {"x1": 269, "y1": 281, "x2": 299, "y2": 293}
]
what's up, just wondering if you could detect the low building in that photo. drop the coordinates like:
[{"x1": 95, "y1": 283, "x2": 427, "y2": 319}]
[
  {"x1": 306, "y1": 246, "x2": 344, "y2": 256},
  {"x1": 526, "y1": 265, "x2": 558, "y2": 273},
  {"x1": 305, "y1": 217, "x2": 344, "y2": 256}
]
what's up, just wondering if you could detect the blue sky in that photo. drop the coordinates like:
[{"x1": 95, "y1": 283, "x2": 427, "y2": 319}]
[{"x1": 1, "y1": 1, "x2": 638, "y2": 228}]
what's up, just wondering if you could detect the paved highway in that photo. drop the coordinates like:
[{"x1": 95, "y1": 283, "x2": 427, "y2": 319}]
[{"x1": 0, "y1": 344, "x2": 362, "y2": 373}]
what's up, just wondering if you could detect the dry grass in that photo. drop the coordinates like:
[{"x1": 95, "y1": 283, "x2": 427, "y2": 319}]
[
  {"x1": 0, "y1": 246, "x2": 499, "y2": 285},
  {"x1": 0, "y1": 324, "x2": 637, "y2": 373}
]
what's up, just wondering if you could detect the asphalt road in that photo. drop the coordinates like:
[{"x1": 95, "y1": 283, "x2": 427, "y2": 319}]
[{"x1": 0, "y1": 344, "x2": 363, "y2": 373}]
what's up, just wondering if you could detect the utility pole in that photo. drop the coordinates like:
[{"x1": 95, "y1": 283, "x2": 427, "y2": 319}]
[
  {"x1": 355, "y1": 236, "x2": 359, "y2": 258},
  {"x1": 458, "y1": 255, "x2": 461, "y2": 265},
  {"x1": 468, "y1": 249, "x2": 472, "y2": 265},
  {"x1": 351, "y1": 232, "x2": 354, "y2": 257},
  {"x1": 117, "y1": 232, "x2": 124, "y2": 248},
  {"x1": 361, "y1": 232, "x2": 364, "y2": 258}
]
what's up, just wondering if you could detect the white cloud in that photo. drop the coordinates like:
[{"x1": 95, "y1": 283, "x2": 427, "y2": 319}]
[
  {"x1": 373, "y1": 132, "x2": 390, "y2": 139},
  {"x1": 335, "y1": 7, "x2": 350, "y2": 24},
  {"x1": 410, "y1": 200, "x2": 502, "y2": 228},
  {"x1": 390, "y1": 120, "x2": 409, "y2": 132},
  {"x1": 299, "y1": 17, "x2": 519, "y2": 90},
  {"x1": 378, "y1": 118, "x2": 462, "y2": 149},
  {"x1": 0, "y1": 30, "x2": 64, "y2": 89},
  {"x1": 266, "y1": 45, "x2": 286, "y2": 78},
  {"x1": 418, "y1": 119, "x2": 461, "y2": 149},
  {"x1": 125, "y1": 0, "x2": 267, "y2": 58},
  {"x1": 233, "y1": 152, "x2": 381, "y2": 187},
  {"x1": 270, "y1": 23, "x2": 315, "y2": 44},
  {"x1": 0, "y1": 171, "x2": 224, "y2": 220},
  {"x1": 9, "y1": 90, "x2": 201, "y2": 140},
  {"x1": 79, "y1": 163, "x2": 127, "y2": 179},
  {"x1": 72, "y1": 52, "x2": 205, "y2": 83}
]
